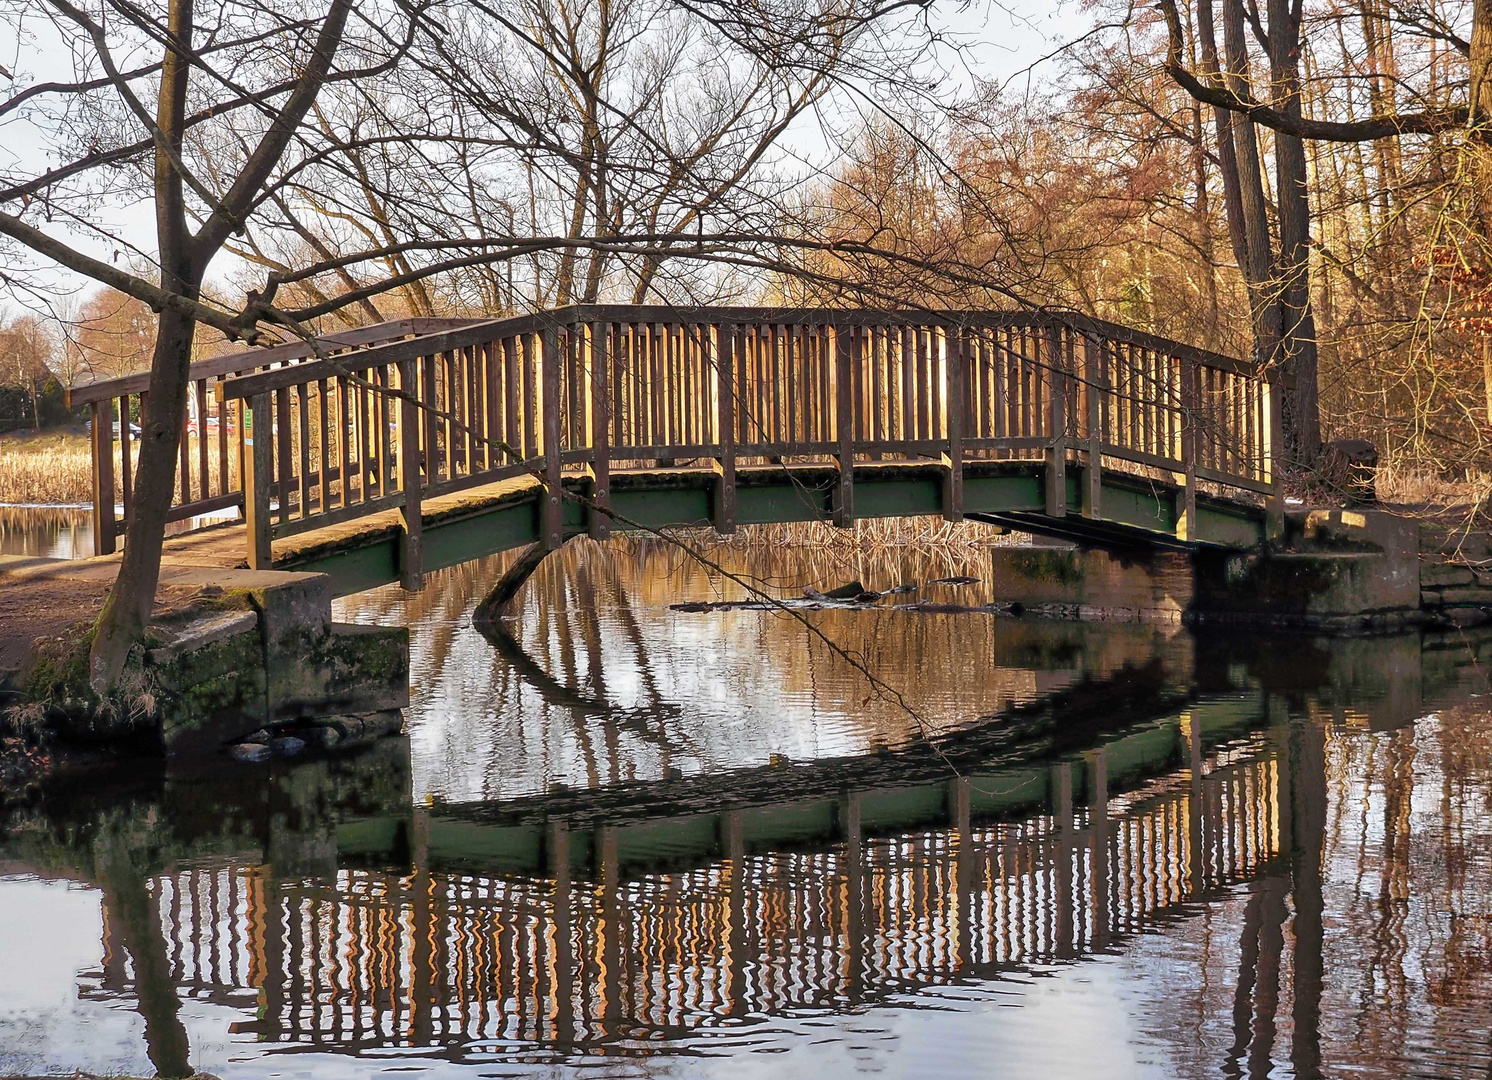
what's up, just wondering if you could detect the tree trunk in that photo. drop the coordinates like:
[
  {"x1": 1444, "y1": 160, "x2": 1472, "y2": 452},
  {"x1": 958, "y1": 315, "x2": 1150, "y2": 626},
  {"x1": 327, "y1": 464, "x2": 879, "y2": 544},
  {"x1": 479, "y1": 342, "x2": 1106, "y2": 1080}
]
[
  {"x1": 1221, "y1": 0, "x2": 1283, "y2": 369},
  {"x1": 1269, "y1": 0, "x2": 1323, "y2": 464},
  {"x1": 89, "y1": 308, "x2": 198, "y2": 689},
  {"x1": 1473, "y1": 0, "x2": 1492, "y2": 244},
  {"x1": 89, "y1": 0, "x2": 198, "y2": 692}
]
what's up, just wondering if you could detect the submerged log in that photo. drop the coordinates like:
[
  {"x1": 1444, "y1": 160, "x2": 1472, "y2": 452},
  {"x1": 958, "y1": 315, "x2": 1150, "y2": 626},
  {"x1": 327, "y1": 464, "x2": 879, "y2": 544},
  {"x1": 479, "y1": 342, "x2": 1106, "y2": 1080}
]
[{"x1": 473, "y1": 541, "x2": 554, "y2": 627}]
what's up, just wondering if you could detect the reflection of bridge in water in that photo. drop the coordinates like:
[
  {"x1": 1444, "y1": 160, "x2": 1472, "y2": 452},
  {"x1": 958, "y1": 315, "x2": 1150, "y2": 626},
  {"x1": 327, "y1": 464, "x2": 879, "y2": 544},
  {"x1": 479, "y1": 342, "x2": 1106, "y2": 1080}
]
[{"x1": 81, "y1": 690, "x2": 1301, "y2": 1060}]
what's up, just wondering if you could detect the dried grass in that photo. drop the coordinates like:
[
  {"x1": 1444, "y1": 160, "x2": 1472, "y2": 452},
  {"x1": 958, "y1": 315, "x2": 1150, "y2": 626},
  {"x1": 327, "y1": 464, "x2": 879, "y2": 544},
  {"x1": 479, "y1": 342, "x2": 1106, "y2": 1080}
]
[
  {"x1": 654, "y1": 516, "x2": 1025, "y2": 554},
  {"x1": 0, "y1": 431, "x2": 97, "y2": 504}
]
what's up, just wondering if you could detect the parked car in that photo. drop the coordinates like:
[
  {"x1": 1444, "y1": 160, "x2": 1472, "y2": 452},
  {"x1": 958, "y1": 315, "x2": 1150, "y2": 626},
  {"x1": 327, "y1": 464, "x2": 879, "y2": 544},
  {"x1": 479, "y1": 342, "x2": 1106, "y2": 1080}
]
[
  {"x1": 187, "y1": 415, "x2": 233, "y2": 436},
  {"x1": 85, "y1": 418, "x2": 143, "y2": 439}
]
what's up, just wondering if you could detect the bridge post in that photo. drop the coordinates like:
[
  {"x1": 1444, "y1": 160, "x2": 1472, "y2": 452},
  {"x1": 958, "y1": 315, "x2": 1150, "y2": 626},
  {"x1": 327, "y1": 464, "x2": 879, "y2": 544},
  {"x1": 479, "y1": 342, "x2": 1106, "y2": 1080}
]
[
  {"x1": 834, "y1": 323, "x2": 855, "y2": 528},
  {"x1": 942, "y1": 327, "x2": 964, "y2": 521},
  {"x1": 243, "y1": 391, "x2": 273, "y2": 570},
  {"x1": 90, "y1": 399, "x2": 117, "y2": 555},
  {"x1": 1081, "y1": 334, "x2": 1102, "y2": 520},
  {"x1": 712, "y1": 324, "x2": 737, "y2": 534},
  {"x1": 1265, "y1": 377, "x2": 1286, "y2": 543},
  {"x1": 1044, "y1": 325, "x2": 1067, "y2": 518},
  {"x1": 588, "y1": 322, "x2": 612, "y2": 541},
  {"x1": 541, "y1": 326, "x2": 565, "y2": 550},
  {"x1": 397, "y1": 358, "x2": 423, "y2": 590},
  {"x1": 1178, "y1": 357, "x2": 1198, "y2": 542}
]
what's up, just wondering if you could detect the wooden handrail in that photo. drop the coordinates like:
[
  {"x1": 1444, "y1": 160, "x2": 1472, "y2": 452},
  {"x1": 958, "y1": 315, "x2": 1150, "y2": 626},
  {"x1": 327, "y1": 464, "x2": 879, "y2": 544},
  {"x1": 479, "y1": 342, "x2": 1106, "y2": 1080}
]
[{"x1": 66, "y1": 316, "x2": 490, "y2": 406}]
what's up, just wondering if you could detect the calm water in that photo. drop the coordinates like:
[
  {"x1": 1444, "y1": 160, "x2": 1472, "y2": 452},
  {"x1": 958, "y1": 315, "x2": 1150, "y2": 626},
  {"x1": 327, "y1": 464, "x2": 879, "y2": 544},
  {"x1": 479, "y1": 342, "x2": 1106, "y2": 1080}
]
[{"x1": 3, "y1": 535, "x2": 1492, "y2": 1078}]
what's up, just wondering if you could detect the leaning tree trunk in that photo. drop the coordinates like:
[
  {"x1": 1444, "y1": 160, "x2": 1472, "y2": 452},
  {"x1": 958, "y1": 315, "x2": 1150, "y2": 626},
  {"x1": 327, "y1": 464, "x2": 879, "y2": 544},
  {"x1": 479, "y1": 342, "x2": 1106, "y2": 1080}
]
[{"x1": 89, "y1": 307, "x2": 199, "y2": 690}]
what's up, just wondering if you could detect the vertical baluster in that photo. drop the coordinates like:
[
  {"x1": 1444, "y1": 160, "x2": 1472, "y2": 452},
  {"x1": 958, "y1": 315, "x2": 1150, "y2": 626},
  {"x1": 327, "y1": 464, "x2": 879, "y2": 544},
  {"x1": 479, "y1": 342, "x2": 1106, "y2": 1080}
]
[
  {"x1": 541, "y1": 327, "x2": 564, "y2": 548},
  {"x1": 523, "y1": 333, "x2": 540, "y2": 461},
  {"x1": 1178, "y1": 357, "x2": 1197, "y2": 543},
  {"x1": 943, "y1": 326, "x2": 964, "y2": 521},
  {"x1": 484, "y1": 341, "x2": 500, "y2": 472},
  {"x1": 1045, "y1": 325, "x2": 1066, "y2": 517},
  {"x1": 317, "y1": 378, "x2": 329, "y2": 514},
  {"x1": 503, "y1": 336, "x2": 520, "y2": 465},
  {"x1": 195, "y1": 378, "x2": 209, "y2": 503},
  {"x1": 274, "y1": 386, "x2": 293, "y2": 521},
  {"x1": 1082, "y1": 334, "x2": 1102, "y2": 519},
  {"x1": 398, "y1": 356, "x2": 423, "y2": 589},
  {"x1": 297, "y1": 383, "x2": 311, "y2": 520},
  {"x1": 590, "y1": 323, "x2": 611, "y2": 540},
  {"x1": 834, "y1": 322, "x2": 854, "y2": 526},
  {"x1": 219, "y1": 383, "x2": 233, "y2": 500},
  {"x1": 337, "y1": 375, "x2": 351, "y2": 509},
  {"x1": 91, "y1": 400, "x2": 117, "y2": 555},
  {"x1": 244, "y1": 392, "x2": 273, "y2": 569}
]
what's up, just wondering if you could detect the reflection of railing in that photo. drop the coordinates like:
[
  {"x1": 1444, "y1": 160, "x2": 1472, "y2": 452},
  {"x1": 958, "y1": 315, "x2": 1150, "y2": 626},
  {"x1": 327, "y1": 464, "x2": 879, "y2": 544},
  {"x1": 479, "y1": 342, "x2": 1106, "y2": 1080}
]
[
  {"x1": 160, "y1": 307, "x2": 1276, "y2": 578},
  {"x1": 102, "y1": 728, "x2": 1284, "y2": 1057}
]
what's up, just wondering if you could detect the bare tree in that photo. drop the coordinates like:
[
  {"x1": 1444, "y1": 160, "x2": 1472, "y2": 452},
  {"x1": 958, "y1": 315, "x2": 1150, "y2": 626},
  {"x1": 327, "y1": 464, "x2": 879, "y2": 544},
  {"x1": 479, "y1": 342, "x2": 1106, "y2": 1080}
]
[{"x1": 0, "y1": 312, "x2": 56, "y2": 428}]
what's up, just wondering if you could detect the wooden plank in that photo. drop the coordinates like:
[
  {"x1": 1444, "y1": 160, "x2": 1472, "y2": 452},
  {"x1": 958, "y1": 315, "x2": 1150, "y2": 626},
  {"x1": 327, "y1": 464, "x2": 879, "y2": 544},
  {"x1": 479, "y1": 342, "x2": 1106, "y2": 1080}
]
[
  {"x1": 297, "y1": 383, "x2": 311, "y2": 521},
  {"x1": 1045, "y1": 326, "x2": 1067, "y2": 518},
  {"x1": 1266, "y1": 378, "x2": 1284, "y2": 543},
  {"x1": 1082, "y1": 334, "x2": 1102, "y2": 520},
  {"x1": 317, "y1": 378, "x2": 330, "y2": 515},
  {"x1": 834, "y1": 325, "x2": 855, "y2": 527},
  {"x1": 1177, "y1": 357, "x2": 1197, "y2": 543},
  {"x1": 713, "y1": 324, "x2": 737, "y2": 535},
  {"x1": 398, "y1": 358, "x2": 424, "y2": 589},
  {"x1": 91, "y1": 401, "x2": 116, "y2": 555},
  {"x1": 943, "y1": 328, "x2": 964, "y2": 522},
  {"x1": 274, "y1": 386, "x2": 293, "y2": 522},
  {"x1": 541, "y1": 327, "x2": 564, "y2": 549},
  {"x1": 194, "y1": 379, "x2": 209, "y2": 501},
  {"x1": 244, "y1": 393, "x2": 274, "y2": 569},
  {"x1": 589, "y1": 323, "x2": 612, "y2": 541},
  {"x1": 217, "y1": 383, "x2": 231, "y2": 498}
]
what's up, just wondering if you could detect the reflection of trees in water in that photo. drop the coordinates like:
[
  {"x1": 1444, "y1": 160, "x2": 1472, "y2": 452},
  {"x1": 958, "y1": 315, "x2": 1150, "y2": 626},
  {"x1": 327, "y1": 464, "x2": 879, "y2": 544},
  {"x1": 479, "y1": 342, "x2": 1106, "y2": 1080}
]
[{"x1": 338, "y1": 539, "x2": 1193, "y2": 800}]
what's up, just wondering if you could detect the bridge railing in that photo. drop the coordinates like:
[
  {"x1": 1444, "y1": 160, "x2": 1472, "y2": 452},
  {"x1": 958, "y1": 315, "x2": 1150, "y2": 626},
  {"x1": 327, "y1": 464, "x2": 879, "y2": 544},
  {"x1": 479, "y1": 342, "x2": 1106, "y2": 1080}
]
[
  {"x1": 196, "y1": 306, "x2": 1275, "y2": 581},
  {"x1": 66, "y1": 317, "x2": 489, "y2": 557}
]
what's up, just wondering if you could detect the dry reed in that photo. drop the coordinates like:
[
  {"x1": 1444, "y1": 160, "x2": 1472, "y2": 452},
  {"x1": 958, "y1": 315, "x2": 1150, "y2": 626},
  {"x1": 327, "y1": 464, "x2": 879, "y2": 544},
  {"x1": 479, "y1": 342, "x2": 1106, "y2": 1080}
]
[{"x1": 0, "y1": 432, "x2": 96, "y2": 504}]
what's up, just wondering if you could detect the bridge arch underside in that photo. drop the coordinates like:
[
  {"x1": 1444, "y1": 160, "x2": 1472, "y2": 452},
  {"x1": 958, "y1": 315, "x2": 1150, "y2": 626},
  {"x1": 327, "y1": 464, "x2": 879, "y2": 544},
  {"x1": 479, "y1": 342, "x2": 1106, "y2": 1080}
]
[{"x1": 278, "y1": 459, "x2": 1265, "y2": 597}]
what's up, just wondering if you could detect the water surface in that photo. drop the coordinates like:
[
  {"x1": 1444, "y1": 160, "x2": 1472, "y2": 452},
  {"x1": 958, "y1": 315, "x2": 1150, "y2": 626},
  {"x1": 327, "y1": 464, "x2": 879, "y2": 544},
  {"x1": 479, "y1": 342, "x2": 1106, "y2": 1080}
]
[{"x1": 2, "y1": 536, "x2": 1491, "y2": 1079}]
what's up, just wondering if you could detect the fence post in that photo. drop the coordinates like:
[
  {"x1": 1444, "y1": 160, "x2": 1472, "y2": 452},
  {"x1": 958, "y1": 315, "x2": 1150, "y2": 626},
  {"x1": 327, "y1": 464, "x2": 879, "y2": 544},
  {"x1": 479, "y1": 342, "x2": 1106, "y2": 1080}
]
[
  {"x1": 834, "y1": 323, "x2": 855, "y2": 527},
  {"x1": 1044, "y1": 326, "x2": 1067, "y2": 518},
  {"x1": 589, "y1": 322, "x2": 612, "y2": 541},
  {"x1": 541, "y1": 325, "x2": 565, "y2": 550},
  {"x1": 91, "y1": 400, "x2": 117, "y2": 556},
  {"x1": 1178, "y1": 356, "x2": 1198, "y2": 543},
  {"x1": 398, "y1": 358, "x2": 424, "y2": 590},
  {"x1": 942, "y1": 327, "x2": 964, "y2": 522},
  {"x1": 712, "y1": 324, "x2": 737, "y2": 535},
  {"x1": 243, "y1": 392, "x2": 273, "y2": 569},
  {"x1": 1266, "y1": 376, "x2": 1285, "y2": 543},
  {"x1": 1081, "y1": 335, "x2": 1102, "y2": 520}
]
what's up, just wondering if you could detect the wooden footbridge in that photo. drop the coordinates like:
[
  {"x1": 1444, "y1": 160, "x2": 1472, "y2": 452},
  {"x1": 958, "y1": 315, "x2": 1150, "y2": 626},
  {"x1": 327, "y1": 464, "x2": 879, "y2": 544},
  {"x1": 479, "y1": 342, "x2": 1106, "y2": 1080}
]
[{"x1": 72, "y1": 307, "x2": 1281, "y2": 594}]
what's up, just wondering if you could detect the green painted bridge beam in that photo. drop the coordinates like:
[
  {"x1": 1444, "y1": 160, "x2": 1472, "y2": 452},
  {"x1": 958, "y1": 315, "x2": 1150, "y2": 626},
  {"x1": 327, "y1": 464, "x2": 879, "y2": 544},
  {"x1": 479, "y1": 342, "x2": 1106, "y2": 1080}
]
[{"x1": 281, "y1": 461, "x2": 1266, "y2": 597}]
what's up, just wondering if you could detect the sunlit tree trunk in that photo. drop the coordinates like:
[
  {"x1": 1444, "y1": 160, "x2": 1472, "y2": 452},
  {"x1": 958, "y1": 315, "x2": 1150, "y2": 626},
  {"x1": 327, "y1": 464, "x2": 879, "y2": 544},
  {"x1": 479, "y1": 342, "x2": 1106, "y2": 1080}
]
[{"x1": 89, "y1": 0, "x2": 202, "y2": 691}]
